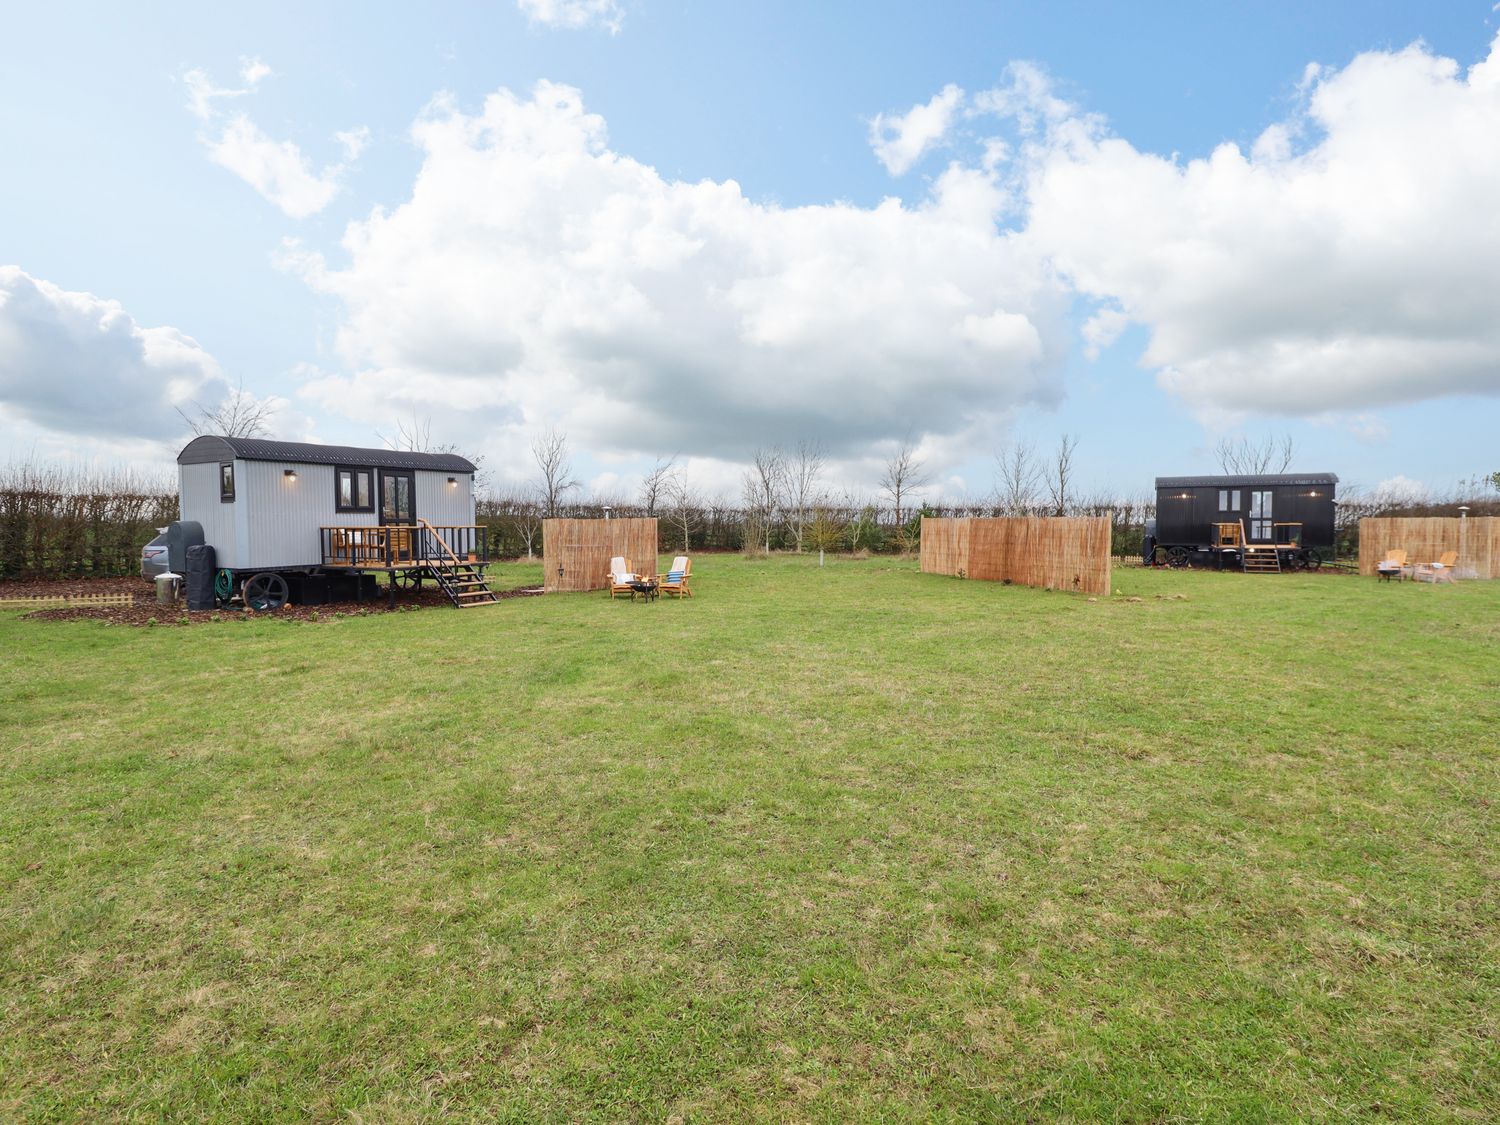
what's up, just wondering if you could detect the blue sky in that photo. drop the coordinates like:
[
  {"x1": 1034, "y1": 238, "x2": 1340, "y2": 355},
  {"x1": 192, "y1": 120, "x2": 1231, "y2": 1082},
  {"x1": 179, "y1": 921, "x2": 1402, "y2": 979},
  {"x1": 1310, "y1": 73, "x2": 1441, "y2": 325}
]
[{"x1": 2, "y1": 1, "x2": 1498, "y2": 503}]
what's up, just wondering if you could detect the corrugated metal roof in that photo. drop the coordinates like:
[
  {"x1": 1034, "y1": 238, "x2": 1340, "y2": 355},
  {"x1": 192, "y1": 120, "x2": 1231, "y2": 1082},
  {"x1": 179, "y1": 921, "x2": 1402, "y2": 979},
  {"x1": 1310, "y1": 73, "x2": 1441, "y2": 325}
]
[
  {"x1": 178, "y1": 435, "x2": 476, "y2": 472},
  {"x1": 1155, "y1": 472, "x2": 1339, "y2": 488}
]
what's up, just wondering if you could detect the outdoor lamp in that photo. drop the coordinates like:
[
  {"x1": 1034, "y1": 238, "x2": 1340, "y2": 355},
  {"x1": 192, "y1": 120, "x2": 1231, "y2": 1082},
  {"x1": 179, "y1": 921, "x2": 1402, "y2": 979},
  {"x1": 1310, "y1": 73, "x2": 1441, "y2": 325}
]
[{"x1": 284, "y1": 469, "x2": 297, "y2": 481}]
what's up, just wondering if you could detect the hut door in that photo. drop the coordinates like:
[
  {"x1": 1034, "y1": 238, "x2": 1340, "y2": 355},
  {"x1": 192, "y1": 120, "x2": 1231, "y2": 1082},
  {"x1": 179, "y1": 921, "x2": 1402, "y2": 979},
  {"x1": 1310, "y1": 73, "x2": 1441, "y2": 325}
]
[
  {"x1": 1248, "y1": 490, "x2": 1273, "y2": 541},
  {"x1": 379, "y1": 470, "x2": 417, "y2": 561},
  {"x1": 379, "y1": 470, "x2": 416, "y2": 526}
]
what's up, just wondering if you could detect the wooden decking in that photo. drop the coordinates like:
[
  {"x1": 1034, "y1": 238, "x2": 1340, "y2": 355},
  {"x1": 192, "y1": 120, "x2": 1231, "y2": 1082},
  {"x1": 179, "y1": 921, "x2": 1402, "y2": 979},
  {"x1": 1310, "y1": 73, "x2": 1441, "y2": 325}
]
[
  {"x1": 321, "y1": 524, "x2": 487, "y2": 570},
  {"x1": 321, "y1": 523, "x2": 499, "y2": 608}
]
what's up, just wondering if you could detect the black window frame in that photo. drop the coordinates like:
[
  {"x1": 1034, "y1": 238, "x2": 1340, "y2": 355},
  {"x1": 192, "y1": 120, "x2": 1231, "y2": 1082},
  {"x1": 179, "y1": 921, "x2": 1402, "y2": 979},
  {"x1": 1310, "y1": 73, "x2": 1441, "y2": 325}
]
[
  {"x1": 219, "y1": 462, "x2": 235, "y2": 503},
  {"x1": 334, "y1": 466, "x2": 375, "y2": 514}
]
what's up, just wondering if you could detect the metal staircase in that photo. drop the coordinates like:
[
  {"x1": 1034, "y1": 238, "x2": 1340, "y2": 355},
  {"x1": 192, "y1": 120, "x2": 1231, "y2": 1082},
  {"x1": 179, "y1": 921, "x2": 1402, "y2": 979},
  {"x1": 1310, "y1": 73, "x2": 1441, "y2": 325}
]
[{"x1": 418, "y1": 521, "x2": 500, "y2": 608}]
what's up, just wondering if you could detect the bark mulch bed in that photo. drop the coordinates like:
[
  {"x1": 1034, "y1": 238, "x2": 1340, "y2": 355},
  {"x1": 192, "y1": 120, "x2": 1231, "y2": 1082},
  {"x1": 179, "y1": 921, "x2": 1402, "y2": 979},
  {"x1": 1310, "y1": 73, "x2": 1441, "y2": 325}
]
[{"x1": 15, "y1": 584, "x2": 544, "y2": 626}]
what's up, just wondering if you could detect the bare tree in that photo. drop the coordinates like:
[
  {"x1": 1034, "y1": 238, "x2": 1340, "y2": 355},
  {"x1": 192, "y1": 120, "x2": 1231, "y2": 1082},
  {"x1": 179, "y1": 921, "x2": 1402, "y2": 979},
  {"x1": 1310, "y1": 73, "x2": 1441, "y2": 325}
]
[
  {"x1": 782, "y1": 439, "x2": 826, "y2": 552},
  {"x1": 1044, "y1": 434, "x2": 1079, "y2": 516},
  {"x1": 177, "y1": 376, "x2": 276, "y2": 438},
  {"x1": 379, "y1": 410, "x2": 492, "y2": 493},
  {"x1": 1216, "y1": 434, "x2": 1296, "y2": 475},
  {"x1": 532, "y1": 428, "x2": 580, "y2": 517},
  {"x1": 879, "y1": 435, "x2": 931, "y2": 529},
  {"x1": 663, "y1": 471, "x2": 698, "y2": 554},
  {"x1": 379, "y1": 412, "x2": 432, "y2": 453},
  {"x1": 741, "y1": 445, "x2": 785, "y2": 554},
  {"x1": 994, "y1": 441, "x2": 1042, "y2": 515},
  {"x1": 639, "y1": 455, "x2": 678, "y2": 516},
  {"x1": 514, "y1": 491, "x2": 542, "y2": 558}
]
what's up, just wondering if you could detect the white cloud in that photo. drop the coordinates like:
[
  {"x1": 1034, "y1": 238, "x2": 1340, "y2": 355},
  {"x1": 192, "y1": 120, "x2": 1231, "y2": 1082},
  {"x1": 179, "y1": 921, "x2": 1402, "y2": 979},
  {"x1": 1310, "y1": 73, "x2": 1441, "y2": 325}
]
[
  {"x1": 204, "y1": 117, "x2": 344, "y2": 219},
  {"x1": 1080, "y1": 306, "x2": 1128, "y2": 359},
  {"x1": 0, "y1": 267, "x2": 227, "y2": 442},
  {"x1": 517, "y1": 0, "x2": 623, "y2": 33},
  {"x1": 335, "y1": 126, "x2": 371, "y2": 162},
  {"x1": 1009, "y1": 33, "x2": 1500, "y2": 419},
  {"x1": 1374, "y1": 474, "x2": 1427, "y2": 503},
  {"x1": 869, "y1": 84, "x2": 964, "y2": 175},
  {"x1": 285, "y1": 81, "x2": 1067, "y2": 469},
  {"x1": 183, "y1": 63, "x2": 366, "y2": 218},
  {"x1": 240, "y1": 57, "x2": 272, "y2": 86}
]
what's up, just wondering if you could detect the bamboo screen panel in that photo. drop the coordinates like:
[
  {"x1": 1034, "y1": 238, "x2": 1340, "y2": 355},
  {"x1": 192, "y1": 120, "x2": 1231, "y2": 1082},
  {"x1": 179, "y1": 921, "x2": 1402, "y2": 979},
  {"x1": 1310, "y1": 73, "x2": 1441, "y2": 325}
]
[
  {"x1": 919, "y1": 517, "x2": 970, "y2": 577},
  {"x1": 542, "y1": 518, "x2": 660, "y2": 592},
  {"x1": 920, "y1": 515, "x2": 1112, "y2": 596},
  {"x1": 1358, "y1": 517, "x2": 1498, "y2": 579}
]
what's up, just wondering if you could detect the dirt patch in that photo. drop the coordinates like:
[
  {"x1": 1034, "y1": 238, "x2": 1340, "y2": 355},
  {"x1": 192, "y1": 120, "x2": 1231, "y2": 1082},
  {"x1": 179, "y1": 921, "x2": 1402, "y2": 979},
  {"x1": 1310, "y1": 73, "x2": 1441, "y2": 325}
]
[{"x1": 19, "y1": 585, "x2": 544, "y2": 626}]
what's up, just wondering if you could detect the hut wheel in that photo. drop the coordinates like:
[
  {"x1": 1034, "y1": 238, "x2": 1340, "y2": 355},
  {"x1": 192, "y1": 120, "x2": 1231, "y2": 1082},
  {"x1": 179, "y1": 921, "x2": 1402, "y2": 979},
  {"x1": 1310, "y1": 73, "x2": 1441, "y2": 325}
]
[
  {"x1": 243, "y1": 572, "x2": 289, "y2": 612},
  {"x1": 1166, "y1": 546, "x2": 1191, "y2": 569},
  {"x1": 391, "y1": 570, "x2": 418, "y2": 591}
]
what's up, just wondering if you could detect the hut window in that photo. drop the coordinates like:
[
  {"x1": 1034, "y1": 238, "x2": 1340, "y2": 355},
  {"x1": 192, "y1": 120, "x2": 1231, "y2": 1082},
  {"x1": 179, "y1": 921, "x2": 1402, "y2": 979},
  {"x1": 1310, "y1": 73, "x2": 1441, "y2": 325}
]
[
  {"x1": 335, "y1": 468, "x2": 374, "y2": 513},
  {"x1": 219, "y1": 462, "x2": 235, "y2": 503},
  {"x1": 1218, "y1": 489, "x2": 1240, "y2": 511}
]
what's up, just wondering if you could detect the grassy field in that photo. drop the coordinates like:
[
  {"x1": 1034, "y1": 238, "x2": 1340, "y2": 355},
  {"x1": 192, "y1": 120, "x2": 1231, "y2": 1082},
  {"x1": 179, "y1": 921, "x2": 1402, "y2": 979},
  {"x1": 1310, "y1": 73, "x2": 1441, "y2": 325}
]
[{"x1": 2, "y1": 556, "x2": 1497, "y2": 1122}]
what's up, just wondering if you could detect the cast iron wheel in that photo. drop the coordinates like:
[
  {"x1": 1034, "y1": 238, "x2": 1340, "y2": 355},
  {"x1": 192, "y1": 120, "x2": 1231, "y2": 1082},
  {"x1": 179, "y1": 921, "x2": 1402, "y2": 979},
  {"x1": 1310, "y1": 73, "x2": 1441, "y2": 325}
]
[
  {"x1": 243, "y1": 572, "x2": 289, "y2": 612},
  {"x1": 391, "y1": 570, "x2": 419, "y2": 591},
  {"x1": 1166, "y1": 546, "x2": 1191, "y2": 569},
  {"x1": 1301, "y1": 549, "x2": 1322, "y2": 571}
]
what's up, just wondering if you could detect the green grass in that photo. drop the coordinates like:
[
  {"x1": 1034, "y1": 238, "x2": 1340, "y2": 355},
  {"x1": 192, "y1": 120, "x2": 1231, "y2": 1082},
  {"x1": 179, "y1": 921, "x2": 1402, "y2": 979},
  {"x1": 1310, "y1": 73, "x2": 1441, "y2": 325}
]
[{"x1": 2, "y1": 556, "x2": 1497, "y2": 1122}]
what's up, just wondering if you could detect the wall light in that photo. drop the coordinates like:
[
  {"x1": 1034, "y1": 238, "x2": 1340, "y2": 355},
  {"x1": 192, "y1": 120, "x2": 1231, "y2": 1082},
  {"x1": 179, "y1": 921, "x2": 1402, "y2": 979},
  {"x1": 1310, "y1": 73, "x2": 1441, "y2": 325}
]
[
  {"x1": 446, "y1": 476, "x2": 457, "y2": 486},
  {"x1": 284, "y1": 469, "x2": 297, "y2": 481}
]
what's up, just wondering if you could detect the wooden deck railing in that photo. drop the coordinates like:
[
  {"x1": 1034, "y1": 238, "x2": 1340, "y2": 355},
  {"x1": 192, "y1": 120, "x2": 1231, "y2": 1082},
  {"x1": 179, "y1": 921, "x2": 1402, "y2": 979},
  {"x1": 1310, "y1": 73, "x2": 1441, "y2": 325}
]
[{"x1": 320, "y1": 525, "x2": 488, "y2": 568}]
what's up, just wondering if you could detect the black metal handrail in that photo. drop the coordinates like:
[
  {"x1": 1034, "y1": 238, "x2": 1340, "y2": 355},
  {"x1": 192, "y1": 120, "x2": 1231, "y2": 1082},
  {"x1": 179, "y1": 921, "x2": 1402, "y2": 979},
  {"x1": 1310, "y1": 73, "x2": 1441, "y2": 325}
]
[{"x1": 320, "y1": 524, "x2": 488, "y2": 568}]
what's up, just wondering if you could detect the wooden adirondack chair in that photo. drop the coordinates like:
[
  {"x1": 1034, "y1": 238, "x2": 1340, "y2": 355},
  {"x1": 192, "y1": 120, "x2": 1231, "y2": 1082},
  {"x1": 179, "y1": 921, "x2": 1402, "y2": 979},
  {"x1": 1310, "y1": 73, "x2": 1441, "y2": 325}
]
[
  {"x1": 607, "y1": 556, "x2": 638, "y2": 598},
  {"x1": 1376, "y1": 549, "x2": 1406, "y2": 581},
  {"x1": 657, "y1": 556, "x2": 692, "y2": 598},
  {"x1": 1414, "y1": 550, "x2": 1459, "y2": 583}
]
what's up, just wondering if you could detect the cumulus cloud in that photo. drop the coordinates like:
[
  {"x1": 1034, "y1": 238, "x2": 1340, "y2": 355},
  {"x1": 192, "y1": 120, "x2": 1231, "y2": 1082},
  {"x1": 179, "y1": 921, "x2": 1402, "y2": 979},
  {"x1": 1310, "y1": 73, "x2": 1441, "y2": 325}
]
[
  {"x1": 0, "y1": 267, "x2": 227, "y2": 441},
  {"x1": 517, "y1": 0, "x2": 623, "y2": 33},
  {"x1": 869, "y1": 84, "x2": 965, "y2": 175},
  {"x1": 1009, "y1": 33, "x2": 1500, "y2": 419},
  {"x1": 183, "y1": 62, "x2": 366, "y2": 218},
  {"x1": 286, "y1": 82, "x2": 1067, "y2": 466}
]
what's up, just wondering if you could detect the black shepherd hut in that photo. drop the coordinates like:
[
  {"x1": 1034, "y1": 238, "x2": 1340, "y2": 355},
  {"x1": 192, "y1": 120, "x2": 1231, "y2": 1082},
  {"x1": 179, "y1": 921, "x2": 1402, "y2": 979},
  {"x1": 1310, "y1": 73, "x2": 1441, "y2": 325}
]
[{"x1": 1151, "y1": 472, "x2": 1338, "y2": 572}]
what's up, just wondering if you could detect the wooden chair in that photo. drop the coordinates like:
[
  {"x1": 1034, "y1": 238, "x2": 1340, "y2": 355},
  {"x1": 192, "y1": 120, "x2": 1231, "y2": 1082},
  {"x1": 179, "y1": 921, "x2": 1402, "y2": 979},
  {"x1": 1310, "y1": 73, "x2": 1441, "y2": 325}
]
[
  {"x1": 1375, "y1": 549, "x2": 1406, "y2": 581},
  {"x1": 607, "y1": 556, "x2": 638, "y2": 599},
  {"x1": 657, "y1": 556, "x2": 692, "y2": 598},
  {"x1": 1414, "y1": 550, "x2": 1459, "y2": 584}
]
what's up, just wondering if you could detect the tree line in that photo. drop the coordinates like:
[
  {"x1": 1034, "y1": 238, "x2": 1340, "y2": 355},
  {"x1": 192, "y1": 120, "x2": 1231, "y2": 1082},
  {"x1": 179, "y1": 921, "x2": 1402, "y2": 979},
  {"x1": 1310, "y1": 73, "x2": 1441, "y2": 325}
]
[{"x1": 2, "y1": 427, "x2": 1494, "y2": 579}]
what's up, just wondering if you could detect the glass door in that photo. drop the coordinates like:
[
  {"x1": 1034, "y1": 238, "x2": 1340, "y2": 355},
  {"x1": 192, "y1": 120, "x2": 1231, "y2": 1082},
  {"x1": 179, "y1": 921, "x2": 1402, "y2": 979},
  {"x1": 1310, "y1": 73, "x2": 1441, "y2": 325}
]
[
  {"x1": 379, "y1": 470, "x2": 417, "y2": 560},
  {"x1": 1249, "y1": 490, "x2": 1272, "y2": 541}
]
